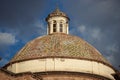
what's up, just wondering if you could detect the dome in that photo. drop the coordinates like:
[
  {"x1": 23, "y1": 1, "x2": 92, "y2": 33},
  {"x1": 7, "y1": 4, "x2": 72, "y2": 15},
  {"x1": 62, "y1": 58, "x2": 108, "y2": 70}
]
[
  {"x1": 10, "y1": 33, "x2": 110, "y2": 66},
  {"x1": 46, "y1": 8, "x2": 70, "y2": 21},
  {"x1": 1, "y1": 8, "x2": 116, "y2": 80}
]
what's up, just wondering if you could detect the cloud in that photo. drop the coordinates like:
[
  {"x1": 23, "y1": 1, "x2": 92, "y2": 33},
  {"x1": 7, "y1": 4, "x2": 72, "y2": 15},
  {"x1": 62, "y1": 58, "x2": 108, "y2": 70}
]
[
  {"x1": 78, "y1": 25, "x2": 86, "y2": 33},
  {"x1": 34, "y1": 20, "x2": 46, "y2": 35},
  {"x1": 90, "y1": 28, "x2": 101, "y2": 40},
  {"x1": 0, "y1": 32, "x2": 16, "y2": 45},
  {"x1": 71, "y1": 25, "x2": 102, "y2": 41},
  {"x1": 0, "y1": 32, "x2": 17, "y2": 55},
  {"x1": 105, "y1": 43, "x2": 120, "y2": 67},
  {"x1": 106, "y1": 44, "x2": 119, "y2": 54}
]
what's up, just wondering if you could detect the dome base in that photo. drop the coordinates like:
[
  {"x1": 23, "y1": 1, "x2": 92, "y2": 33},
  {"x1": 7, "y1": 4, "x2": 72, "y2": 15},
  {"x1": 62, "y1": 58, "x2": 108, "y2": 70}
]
[
  {"x1": 6, "y1": 58, "x2": 115, "y2": 80},
  {"x1": 30, "y1": 71, "x2": 113, "y2": 80}
]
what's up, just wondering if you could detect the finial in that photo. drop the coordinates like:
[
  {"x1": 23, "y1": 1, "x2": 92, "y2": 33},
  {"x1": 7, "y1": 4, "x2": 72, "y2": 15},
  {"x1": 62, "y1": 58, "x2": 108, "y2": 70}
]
[
  {"x1": 54, "y1": 1, "x2": 61, "y2": 11},
  {"x1": 54, "y1": 3, "x2": 60, "y2": 12}
]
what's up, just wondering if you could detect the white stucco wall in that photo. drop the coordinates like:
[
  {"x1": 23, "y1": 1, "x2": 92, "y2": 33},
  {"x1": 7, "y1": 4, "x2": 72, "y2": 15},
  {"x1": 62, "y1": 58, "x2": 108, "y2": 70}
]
[{"x1": 7, "y1": 58, "x2": 115, "y2": 80}]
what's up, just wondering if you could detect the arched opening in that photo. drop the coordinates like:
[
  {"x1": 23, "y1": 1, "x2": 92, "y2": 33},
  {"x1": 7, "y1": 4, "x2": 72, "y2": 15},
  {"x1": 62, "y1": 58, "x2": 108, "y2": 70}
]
[
  {"x1": 60, "y1": 22, "x2": 63, "y2": 32},
  {"x1": 53, "y1": 20, "x2": 57, "y2": 32}
]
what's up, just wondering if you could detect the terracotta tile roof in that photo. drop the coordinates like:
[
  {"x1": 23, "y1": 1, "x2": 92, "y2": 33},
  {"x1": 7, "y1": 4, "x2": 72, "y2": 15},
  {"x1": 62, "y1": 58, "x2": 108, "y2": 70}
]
[{"x1": 9, "y1": 33, "x2": 110, "y2": 65}]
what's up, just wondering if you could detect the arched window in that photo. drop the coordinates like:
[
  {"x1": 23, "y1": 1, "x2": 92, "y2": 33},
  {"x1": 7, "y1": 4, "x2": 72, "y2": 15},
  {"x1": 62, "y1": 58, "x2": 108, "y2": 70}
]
[
  {"x1": 60, "y1": 22, "x2": 63, "y2": 32},
  {"x1": 53, "y1": 20, "x2": 56, "y2": 32}
]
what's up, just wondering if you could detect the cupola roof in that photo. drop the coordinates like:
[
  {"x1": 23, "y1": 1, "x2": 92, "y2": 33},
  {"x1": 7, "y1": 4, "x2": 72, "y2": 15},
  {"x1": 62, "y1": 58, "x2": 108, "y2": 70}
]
[{"x1": 46, "y1": 8, "x2": 70, "y2": 21}]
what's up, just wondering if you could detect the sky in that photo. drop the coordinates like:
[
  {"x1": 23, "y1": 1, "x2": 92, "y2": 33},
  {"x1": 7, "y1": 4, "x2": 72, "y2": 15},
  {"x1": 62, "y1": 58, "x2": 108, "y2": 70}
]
[{"x1": 0, "y1": 0, "x2": 120, "y2": 69}]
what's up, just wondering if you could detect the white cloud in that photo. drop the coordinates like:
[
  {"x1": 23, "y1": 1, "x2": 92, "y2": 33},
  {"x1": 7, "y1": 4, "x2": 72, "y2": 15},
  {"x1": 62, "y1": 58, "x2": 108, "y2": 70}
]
[
  {"x1": 106, "y1": 44, "x2": 119, "y2": 53},
  {"x1": 105, "y1": 44, "x2": 118, "y2": 64},
  {"x1": 34, "y1": 20, "x2": 46, "y2": 35},
  {"x1": 90, "y1": 28, "x2": 101, "y2": 40},
  {"x1": 0, "y1": 33, "x2": 16, "y2": 45},
  {"x1": 78, "y1": 25, "x2": 86, "y2": 33},
  {"x1": 35, "y1": 20, "x2": 45, "y2": 28},
  {"x1": 77, "y1": 25, "x2": 102, "y2": 41}
]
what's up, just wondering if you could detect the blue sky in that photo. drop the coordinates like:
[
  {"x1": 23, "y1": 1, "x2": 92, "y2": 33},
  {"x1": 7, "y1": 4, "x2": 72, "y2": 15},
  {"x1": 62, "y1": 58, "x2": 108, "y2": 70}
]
[{"x1": 0, "y1": 0, "x2": 120, "y2": 69}]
